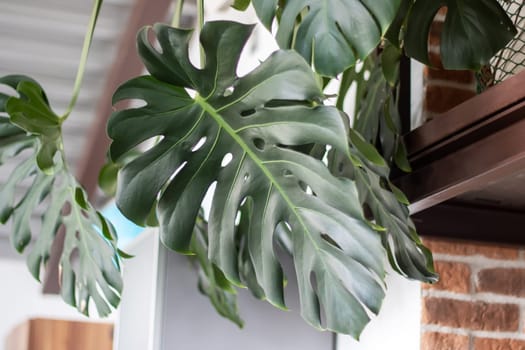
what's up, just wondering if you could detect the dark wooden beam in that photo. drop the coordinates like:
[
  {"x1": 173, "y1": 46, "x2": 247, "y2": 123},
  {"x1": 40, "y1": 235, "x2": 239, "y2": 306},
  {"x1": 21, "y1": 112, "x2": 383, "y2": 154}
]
[
  {"x1": 413, "y1": 202, "x2": 525, "y2": 245},
  {"x1": 405, "y1": 69, "x2": 525, "y2": 164},
  {"x1": 395, "y1": 70, "x2": 525, "y2": 214},
  {"x1": 43, "y1": 0, "x2": 173, "y2": 294}
]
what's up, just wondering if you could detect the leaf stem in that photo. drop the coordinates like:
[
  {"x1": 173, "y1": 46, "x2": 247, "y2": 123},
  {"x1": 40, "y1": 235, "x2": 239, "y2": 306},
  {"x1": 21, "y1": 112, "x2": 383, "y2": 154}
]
[
  {"x1": 171, "y1": 0, "x2": 185, "y2": 27},
  {"x1": 197, "y1": 0, "x2": 205, "y2": 67},
  {"x1": 61, "y1": 0, "x2": 103, "y2": 121}
]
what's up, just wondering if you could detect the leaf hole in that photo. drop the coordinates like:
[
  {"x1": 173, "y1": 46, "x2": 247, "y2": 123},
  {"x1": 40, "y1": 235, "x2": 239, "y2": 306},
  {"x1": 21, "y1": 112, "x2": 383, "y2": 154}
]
[
  {"x1": 309, "y1": 270, "x2": 319, "y2": 299},
  {"x1": 223, "y1": 86, "x2": 235, "y2": 97},
  {"x1": 172, "y1": 161, "x2": 187, "y2": 179},
  {"x1": 274, "y1": 222, "x2": 293, "y2": 254},
  {"x1": 298, "y1": 180, "x2": 307, "y2": 191},
  {"x1": 62, "y1": 202, "x2": 72, "y2": 216},
  {"x1": 191, "y1": 137, "x2": 207, "y2": 152},
  {"x1": 0, "y1": 84, "x2": 18, "y2": 98},
  {"x1": 241, "y1": 108, "x2": 256, "y2": 117},
  {"x1": 147, "y1": 28, "x2": 163, "y2": 54},
  {"x1": 235, "y1": 210, "x2": 241, "y2": 226},
  {"x1": 320, "y1": 233, "x2": 342, "y2": 251},
  {"x1": 243, "y1": 173, "x2": 250, "y2": 182},
  {"x1": 221, "y1": 153, "x2": 233, "y2": 167},
  {"x1": 283, "y1": 169, "x2": 293, "y2": 177},
  {"x1": 69, "y1": 247, "x2": 80, "y2": 274},
  {"x1": 159, "y1": 161, "x2": 187, "y2": 201},
  {"x1": 114, "y1": 98, "x2": 147, "y2": 110},
  {"x1": 362, "y1": 203, "x2": 373, "y2": 221},
  {"x1": 298, "y1": 181, "x2": 314, "y2": 195},
  {"x1": 253, "y1": 138, "x2": 265, "y2": 151},
  {"x1": 379, "y1": 176, "x2": 389, "y2": 190}
]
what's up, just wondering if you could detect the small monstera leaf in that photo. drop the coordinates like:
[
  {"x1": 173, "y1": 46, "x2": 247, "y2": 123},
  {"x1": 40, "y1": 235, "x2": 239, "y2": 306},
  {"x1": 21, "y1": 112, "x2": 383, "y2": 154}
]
[
  {"x1": 0, "y1": 75, "x2": 123, "y2": 317},
  {"x1": 404, "y1": 0, "x2": 516, "y2": 70},
  {"x1": 250, "y1": 0, "x2": 401, "y2": 76},
  {"x1": 109, "y1": 21, "x2": 386, "y2": 336}
]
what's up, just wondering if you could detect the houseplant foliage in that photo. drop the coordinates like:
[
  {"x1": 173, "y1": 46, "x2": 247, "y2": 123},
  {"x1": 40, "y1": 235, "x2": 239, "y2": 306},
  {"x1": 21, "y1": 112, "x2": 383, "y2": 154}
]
[{"x1": 0, "y1": 0, "x2": 516, "y2": 338}]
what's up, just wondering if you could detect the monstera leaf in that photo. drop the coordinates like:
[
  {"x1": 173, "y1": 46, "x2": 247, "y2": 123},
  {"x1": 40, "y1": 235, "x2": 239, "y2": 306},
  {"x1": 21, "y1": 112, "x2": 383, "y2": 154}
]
[
  {"x1": 250, "y1": 0, "x2": 401, "y2": 76},
  {"x1": 0, "y1": 75, "x2": 123, "y2": 317},
  {"x1": 109, "y1": 21, "x2": 386, "y2": 336},
  {"x1": 404, "y1": 0, "x2": 516, "y2": 70}
]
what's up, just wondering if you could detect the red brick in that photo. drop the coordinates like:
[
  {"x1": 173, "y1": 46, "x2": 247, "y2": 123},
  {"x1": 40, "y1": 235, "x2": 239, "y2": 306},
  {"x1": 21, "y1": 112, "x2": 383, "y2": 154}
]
[
  {"x1": 429, "y1": 51, "x2": 444, "y2": 69},
  {"x1": 422, "y1": 298, "x2": 519, "y2": 331},
  {"x1": 425, "y1": 67, "x2": 475, "y2": 84},
  {"x1": 422, "y1": 261, "x2": 471, "y2": 293},
  {"x1": 477, "y1": 268, "x2": 525, "y2": 297},
  {"x1": 421, "y1": 332, "x2": 469, "y2": 350},
  {"x1": 425, "y1": 85, "x2": 476, "y2": 113},
  {"x1": 423, "y1": 238, "x2": 520, "y2": 260},
  {"x1": 437, "y1": 7, "x2": 448, "y2": 17},
  {"x1": 474, "y1": 338, "x2": 525, "y2": 350},
  {"x1": 429, "y1": 20, "x2": 444, "y2": 49}
]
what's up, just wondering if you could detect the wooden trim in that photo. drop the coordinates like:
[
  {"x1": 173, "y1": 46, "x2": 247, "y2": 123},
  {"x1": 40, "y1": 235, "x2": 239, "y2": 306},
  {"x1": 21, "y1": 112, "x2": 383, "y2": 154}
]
[
  {"x1": 44, "y1": 0, "x2": 172, "y2": 295},
  {"x1": 405, "y1": 69, "x2": 525, "y2": 163},
  {"x1": 395, "y1": 69, "x2": 525, "y2": 214},
  {"x1": 6, "y1": 319, "x2": 113, "y2": 350},
  {"x1": 413, "y1": 202, "x2": 525, "y2": 245}
]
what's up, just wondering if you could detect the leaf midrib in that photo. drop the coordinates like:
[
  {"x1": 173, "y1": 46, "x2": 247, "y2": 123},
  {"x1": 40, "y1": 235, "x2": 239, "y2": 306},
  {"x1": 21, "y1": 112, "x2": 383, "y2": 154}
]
[{"x1": 194, "y1": 94, "x2": 322, "y2": 253}]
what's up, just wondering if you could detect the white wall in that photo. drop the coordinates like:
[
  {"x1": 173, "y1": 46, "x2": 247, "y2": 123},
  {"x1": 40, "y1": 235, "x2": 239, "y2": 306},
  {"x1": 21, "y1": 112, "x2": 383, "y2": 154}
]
[
  {"x1": 0, "y1": 257, "x2": 112, "y2": 348},
  {"x1": 337, "y1": 269, "x2": 421, "y2": 350}
]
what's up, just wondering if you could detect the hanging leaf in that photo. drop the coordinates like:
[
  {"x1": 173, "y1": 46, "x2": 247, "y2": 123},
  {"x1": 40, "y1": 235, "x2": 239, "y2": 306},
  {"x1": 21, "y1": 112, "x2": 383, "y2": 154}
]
[
  {"x1": 404, "y1": 0, "x2": 516, "y2": 70},
  {"x1": 0, "y1": 75, "x2": 123, "y2": 317},
  {"x1": 251, "y1": 0, "x2": 401, "y2": 76},
  {"x1": 328, "y1": 142, "x2": 437, "y2": 283},
  {"x1": 353, "y1": 62, "x2": 389, "y2": 145},
  {"x1": 381, "y1": 43, "x2": 402, "y2": 87},
  {"x1": 190, "y1": 211, "x2": 244, "y2": 327},
  {"x1": 109, "y1": 21, "x2": 387, "y2": 337},
  {"x1": 351, "y1": 53, "x2": 410, "y2": 172}
]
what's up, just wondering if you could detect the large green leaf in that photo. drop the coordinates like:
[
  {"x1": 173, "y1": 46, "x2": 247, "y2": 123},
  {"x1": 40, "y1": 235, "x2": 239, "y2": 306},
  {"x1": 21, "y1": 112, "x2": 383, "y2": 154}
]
[
  {"x1": 0, "y1": 75, "x2": 123, "y2": 317},
  {"x1": 109, "y1": 21, "x2": 386, "y2": 336},
  {"x1": 250, "y1": 0, "x2": 401, "y2": 76},
  {"x1": 404, "y1": 0, "x2": 516, "y2": 70}
]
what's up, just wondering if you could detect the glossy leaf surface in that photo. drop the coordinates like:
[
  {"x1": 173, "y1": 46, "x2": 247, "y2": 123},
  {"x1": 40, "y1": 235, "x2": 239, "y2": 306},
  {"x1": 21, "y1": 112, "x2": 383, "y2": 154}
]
[
  {"x1": 109, "y1": 21, "x2": 387, "y2": 336},
  {"x1": 405, "y1": 0, "x2": 516, "y2": 70},
  {"x1": 251, "y1": 0, "x2": 401, "y2": 76}
]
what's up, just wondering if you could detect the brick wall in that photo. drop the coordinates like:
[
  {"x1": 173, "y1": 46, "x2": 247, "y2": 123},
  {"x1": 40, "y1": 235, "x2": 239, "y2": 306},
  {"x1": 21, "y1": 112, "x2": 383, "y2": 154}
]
[
  {"x1": 419, "y1": 8, "x2": 525, "y2": 350},
  {"x1": 421, "y1": 238, "x2": 525, "y2": 350},
  {"x1": 423, "y1": 7, "x2": 477, "y2": 122}
]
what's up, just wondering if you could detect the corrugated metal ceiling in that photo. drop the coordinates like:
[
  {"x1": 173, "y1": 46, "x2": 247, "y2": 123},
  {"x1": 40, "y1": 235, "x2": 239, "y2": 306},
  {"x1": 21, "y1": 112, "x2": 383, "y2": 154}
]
[{"x1": 0, "y1": 0, "x2": 135, "y2": 254}]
